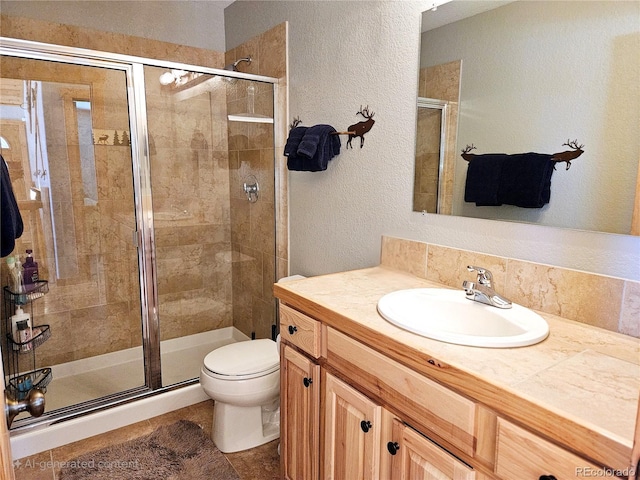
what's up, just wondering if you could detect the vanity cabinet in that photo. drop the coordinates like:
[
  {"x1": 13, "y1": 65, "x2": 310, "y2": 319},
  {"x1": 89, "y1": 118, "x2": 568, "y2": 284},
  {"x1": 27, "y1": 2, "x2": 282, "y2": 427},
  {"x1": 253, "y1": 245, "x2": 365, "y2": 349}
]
[
  {"x1": 278, "y1": 296, "x2": 609, "y2": 480},
  {"x1": 495, "y1": 418, "x2": 600, "y2": 480},
  {"x1": 279, "y1": 302, "x2": 480, "y2": 480}
]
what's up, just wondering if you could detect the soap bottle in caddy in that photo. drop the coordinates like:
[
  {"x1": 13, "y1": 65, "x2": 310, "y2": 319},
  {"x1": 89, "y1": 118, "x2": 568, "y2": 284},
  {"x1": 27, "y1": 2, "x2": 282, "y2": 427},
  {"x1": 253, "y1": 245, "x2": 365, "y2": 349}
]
[
  {"x1": 17, "y1": 320, "x2": 33, "y2": 352},
  {"x1": 10, "y1": 306, "x2": 32, "y2": 351},
  {"x1": 7, "y1": 255, "x2": 27, "y2": 304},
  {"x1": 23, "y1": 249, "x2": 39, "y2": 286}
]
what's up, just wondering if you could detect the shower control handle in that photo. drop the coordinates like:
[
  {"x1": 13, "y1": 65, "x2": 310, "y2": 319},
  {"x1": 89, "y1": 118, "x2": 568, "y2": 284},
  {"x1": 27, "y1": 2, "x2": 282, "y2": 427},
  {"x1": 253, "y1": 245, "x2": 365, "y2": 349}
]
[
  {"x1": 288, "y1": 325, "x2": 297, "y2": 335},
  {"x1": 303, "y1": 377, "x2": 313, "y2": 388}
]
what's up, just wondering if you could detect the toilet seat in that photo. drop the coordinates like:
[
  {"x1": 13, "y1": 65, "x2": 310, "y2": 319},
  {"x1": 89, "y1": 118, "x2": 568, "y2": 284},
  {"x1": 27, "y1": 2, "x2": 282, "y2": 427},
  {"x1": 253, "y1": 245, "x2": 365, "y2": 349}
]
[{"x1": 203, "y1": 339, "x2": 279, "y2": 380}]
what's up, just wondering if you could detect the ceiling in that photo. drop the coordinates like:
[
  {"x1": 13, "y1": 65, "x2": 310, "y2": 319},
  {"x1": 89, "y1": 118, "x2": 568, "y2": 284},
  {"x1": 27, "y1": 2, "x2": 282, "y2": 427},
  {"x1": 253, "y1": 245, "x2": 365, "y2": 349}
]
[{"x1": 421, "y1": 0, "x2": 515, "y2": 32}]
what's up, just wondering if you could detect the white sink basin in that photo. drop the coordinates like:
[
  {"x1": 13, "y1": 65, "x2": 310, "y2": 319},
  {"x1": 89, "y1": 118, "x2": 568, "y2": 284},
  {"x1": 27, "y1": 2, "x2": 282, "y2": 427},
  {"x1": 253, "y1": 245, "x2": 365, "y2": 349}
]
[{"x1": 377, "y1": 288, "x2": 549, "y2": 348}]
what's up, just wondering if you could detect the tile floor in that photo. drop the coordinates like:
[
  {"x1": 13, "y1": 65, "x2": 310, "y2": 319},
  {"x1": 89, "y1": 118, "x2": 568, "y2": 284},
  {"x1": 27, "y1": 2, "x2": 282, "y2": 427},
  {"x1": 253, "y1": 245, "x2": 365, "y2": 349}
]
[{"x1": 13, "y1": 400, "x2": 281, "y2": 480}]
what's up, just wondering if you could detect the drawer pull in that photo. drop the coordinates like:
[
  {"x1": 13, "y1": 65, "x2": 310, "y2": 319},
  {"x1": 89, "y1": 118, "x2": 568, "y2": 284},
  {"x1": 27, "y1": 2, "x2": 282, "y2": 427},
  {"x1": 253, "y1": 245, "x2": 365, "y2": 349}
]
[
  {"x1": 386, "y1": 441, "x2": 400, "y2": 455},
  {"x1": 288, "y1": 325, "x2": 297, "y2": 335},
  {"x1": 539, "y1": 476, "x2": 557, "y2": 480},
  {"x1": 360, "y1": 420, "x2": 372, "y2": 433},
  {"x1": 303, "y1": 377, "x2": 313, "y2": 388}
]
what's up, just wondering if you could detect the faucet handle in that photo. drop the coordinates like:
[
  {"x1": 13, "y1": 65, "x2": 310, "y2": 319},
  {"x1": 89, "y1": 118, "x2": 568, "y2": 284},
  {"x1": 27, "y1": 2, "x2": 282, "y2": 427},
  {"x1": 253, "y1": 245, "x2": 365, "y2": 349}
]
[{"x1": 467, "y1": 266, "x2": 493, "y2": 286}]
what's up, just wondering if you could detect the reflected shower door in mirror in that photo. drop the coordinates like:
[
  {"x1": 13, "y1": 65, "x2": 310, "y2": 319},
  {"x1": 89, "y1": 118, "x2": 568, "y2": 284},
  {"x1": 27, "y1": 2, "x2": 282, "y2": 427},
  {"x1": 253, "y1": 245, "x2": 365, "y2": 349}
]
[
  {"x1": 0, "y1": 55, "x2": 144, "y2": 422},
  {"x1": 416, "y1": 1, "x2": 640, "y2": 234},
  {"x1": 413, "y1": 97, "x2": 447, "y2": 213}
]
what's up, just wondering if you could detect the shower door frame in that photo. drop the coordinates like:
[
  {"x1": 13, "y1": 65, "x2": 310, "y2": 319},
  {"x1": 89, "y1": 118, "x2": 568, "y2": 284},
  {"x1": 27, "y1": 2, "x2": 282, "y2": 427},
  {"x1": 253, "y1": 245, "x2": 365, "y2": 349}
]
[
  {"x1": 0, "y1": 37, "x2": 281, "y2": 430},
  {"x1": 416, "y1": 96, "x2": 448, "y2": 214}
]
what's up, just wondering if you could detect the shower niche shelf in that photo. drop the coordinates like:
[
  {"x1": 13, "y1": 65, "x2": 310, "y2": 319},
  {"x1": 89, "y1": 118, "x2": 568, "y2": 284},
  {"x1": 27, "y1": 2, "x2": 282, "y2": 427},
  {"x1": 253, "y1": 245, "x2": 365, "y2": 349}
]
[
  {"x1": 3, "y1": 280, "x2": 53, "y2": 402},
  {"x1": 227, "y1": 113, "x2": 274, "y2": 124}
]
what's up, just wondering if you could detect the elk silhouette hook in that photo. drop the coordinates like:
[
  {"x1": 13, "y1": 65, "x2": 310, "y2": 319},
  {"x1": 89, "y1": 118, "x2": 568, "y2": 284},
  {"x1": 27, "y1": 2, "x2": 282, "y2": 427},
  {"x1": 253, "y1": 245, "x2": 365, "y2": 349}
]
[
  {"x1": 461, "y1": 140, "x2": 584, "y2": 170},
  {"x1": 346, "y1": 105, "x2": 375, "y2": 149}
]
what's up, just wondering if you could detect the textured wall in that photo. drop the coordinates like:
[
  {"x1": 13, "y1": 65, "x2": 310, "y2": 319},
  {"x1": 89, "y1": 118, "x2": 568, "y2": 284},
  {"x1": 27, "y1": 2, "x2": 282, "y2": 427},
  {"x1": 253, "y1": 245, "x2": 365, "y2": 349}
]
[
  {"x1": 0, "y1": 0, "x2": 228, "y2": 52},
  {"x1": 225, "y1": 0, "x2": 640, "y2": 282}
]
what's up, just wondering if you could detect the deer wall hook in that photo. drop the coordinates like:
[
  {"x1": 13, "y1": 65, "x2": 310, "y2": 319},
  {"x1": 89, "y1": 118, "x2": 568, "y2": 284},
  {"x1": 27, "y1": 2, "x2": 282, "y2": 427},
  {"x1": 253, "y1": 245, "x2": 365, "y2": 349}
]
[
  {"x1": 346, "y1": 105, "x2": 375, "y2": 149},
  {"x1": 551, "y1": 139, "x2": 584, "y2": 170}
]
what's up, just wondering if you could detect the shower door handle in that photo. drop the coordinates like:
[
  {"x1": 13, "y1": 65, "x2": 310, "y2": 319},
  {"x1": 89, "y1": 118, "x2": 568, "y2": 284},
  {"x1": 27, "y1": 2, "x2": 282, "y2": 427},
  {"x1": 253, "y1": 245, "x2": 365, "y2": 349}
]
[{"x1": 5, "y1": 388, "x2": 45, "y2": 427}]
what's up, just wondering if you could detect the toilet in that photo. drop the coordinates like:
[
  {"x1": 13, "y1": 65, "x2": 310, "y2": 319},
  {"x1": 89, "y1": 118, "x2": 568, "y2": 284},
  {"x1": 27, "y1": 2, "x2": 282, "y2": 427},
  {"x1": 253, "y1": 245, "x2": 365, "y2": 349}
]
[{"x1": 200, "y1": 338, "x2": 280, "y2": 453}]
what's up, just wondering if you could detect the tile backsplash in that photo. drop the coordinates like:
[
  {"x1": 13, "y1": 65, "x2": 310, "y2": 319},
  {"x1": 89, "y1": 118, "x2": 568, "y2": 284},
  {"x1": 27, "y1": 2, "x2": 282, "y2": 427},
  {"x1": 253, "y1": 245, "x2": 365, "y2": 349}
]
[{"x1": 381, "y1": 235, "x2": 639, "y2": 337}]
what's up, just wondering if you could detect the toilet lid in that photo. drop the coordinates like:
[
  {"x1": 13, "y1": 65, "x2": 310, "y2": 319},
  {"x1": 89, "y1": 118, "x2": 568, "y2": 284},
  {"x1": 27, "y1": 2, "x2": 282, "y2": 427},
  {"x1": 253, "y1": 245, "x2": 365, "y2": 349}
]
[{"x1": 203, "y1": 339, "x2": 279, "y2": 378}]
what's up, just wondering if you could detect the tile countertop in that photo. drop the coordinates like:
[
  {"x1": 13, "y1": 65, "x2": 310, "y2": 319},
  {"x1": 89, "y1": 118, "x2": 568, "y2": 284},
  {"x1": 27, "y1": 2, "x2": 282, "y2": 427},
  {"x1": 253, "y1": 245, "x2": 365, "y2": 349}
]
[{"x1": 273, "y1": 266, "x2": 640, "y2": 471}]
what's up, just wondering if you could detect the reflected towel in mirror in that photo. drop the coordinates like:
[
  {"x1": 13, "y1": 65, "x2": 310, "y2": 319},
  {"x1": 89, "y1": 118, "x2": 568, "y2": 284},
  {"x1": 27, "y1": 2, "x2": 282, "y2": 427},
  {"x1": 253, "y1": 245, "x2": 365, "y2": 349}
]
[{"x1": 464, "y1": 153, "x2": 555, "y2": 208}]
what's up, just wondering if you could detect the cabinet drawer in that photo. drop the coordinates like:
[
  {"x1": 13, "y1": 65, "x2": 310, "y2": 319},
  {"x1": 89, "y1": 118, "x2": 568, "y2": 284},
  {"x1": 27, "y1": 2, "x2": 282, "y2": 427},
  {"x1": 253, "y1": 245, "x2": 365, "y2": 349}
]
[
  {"x1": 326, "y1": 327, "x2": 476, "y2": 457},
  {"x1": 279, "y1": 304, "x2": 322, "y2": 358},
  {"x1": 495, "y1": 418, "x2": 600, "y2": 479}
]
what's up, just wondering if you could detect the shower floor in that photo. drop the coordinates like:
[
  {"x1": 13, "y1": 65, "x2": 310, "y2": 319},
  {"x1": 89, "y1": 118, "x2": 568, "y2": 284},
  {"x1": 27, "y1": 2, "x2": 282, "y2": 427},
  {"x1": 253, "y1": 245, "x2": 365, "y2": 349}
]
[{"x1": 36, "y1": 327, "x2": 249, "y2": 415}]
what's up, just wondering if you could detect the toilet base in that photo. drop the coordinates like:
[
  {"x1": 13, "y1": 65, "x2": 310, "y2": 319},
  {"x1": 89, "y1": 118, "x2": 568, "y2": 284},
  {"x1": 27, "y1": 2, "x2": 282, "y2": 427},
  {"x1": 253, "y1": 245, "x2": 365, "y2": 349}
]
[{"x1": 212, "y1": 400, "x2": 280, "y2": 453}]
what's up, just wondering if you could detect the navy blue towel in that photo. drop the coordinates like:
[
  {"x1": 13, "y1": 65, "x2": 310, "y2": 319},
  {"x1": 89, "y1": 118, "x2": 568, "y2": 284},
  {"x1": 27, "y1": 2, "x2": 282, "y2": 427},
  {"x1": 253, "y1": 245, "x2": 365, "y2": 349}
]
[
  {"x1": 464, "y1": 154, "x2": 505, "y2": 206},
  {"x1": 464, "y1": 152, "x2": 555, "y2": 208},
  {"x1": 286, "y1": 124, "x2": 340, "y2": 171},
  {"x1": 1, "y1": 155, "x2": 23, "y2": 257},
  {"x1": 284, "y1": 126, "x2": 307, "y2": 157},
  {"x1": 284, "y1": 126, "x2": 310, "y2": 171},
  {"x1": 498, "y1": 153, "x2": 554, "y2": 208}
]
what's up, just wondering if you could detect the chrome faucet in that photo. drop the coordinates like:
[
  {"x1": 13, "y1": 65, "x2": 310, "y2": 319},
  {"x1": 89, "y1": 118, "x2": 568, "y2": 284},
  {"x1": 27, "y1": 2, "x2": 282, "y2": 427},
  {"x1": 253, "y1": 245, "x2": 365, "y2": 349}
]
[{"x1": 462, "y1": 266, "x2": 512, "y2": 309}]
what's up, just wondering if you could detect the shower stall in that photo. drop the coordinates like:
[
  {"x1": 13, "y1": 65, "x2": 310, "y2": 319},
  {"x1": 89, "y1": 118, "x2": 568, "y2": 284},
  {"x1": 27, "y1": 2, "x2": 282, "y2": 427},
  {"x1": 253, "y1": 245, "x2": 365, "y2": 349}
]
[{"x1": 0, "y1": 38, "x2": 280, "y2": 432}]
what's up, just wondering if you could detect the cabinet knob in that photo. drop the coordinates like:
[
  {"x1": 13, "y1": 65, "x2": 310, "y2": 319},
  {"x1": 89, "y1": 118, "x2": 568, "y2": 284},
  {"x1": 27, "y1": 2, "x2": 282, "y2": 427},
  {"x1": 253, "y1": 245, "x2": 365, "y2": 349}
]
[
  {"x1": 303, "y1": 377, "x2": 313, "y2": 388},
  {"x1": 387, "y1": 441, "x2": 400, "y2": 455},
  {"x1": 539, "y1": 476, "x2": 557, "y2": 480},
  {"x1": 360, "y1": 420, "x2": 372, "y2": 433},
  {"x1": 288, "y1": 325, "x2": 297, "y2": 335}
]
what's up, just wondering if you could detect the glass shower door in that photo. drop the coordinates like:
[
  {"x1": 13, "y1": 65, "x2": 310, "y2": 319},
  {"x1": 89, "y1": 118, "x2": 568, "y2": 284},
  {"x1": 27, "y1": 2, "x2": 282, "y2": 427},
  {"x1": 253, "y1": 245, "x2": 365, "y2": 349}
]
[
  {"x1": 0, "y1": 53, "x2": 146, "y2": 424},
  {"x1": 144, "y1": 65, "x2": 278, "y2": 387}
]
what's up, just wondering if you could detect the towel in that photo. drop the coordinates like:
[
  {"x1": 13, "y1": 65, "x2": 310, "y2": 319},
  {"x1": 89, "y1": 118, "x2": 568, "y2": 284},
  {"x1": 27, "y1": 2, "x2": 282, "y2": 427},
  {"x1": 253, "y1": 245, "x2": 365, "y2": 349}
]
[
  {"x1": 296, "y1": 124, "x2": 340, "y2": 171},
  {"x1": 497, "y1": 153, "x2": 554, "y2": 208},
  {"x1": 1, "y1": 155, "x2": 23, "y2": 257},
  {"x1": 285, "y1": 124, "x2": 340, "y2": 171},
  {"x1": 284, "y1": 126, "x2": 307, "y2": 157},
  {"x1": 464, "y1": 152, "x2": 555, "y2": 208},
  {"x1": 284, "y1": 126, "x2": 309, "y2": 171},
  {"x1": 464, "y1": 154, "x2": 506, "y2": 206}
]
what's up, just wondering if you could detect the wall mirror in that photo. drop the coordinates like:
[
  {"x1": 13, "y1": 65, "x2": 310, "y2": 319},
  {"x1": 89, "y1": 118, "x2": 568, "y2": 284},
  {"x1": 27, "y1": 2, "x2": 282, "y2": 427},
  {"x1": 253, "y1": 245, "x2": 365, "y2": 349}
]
[{"x1": 415, "y1": 0, "x2": 640, "y2": 235}]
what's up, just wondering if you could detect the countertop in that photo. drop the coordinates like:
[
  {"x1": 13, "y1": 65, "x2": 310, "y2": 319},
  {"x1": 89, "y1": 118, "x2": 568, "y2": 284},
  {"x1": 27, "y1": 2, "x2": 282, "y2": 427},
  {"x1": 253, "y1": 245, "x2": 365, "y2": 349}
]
[{"x1": 273, "y1": 266, "x2": 640, "y2": 470}]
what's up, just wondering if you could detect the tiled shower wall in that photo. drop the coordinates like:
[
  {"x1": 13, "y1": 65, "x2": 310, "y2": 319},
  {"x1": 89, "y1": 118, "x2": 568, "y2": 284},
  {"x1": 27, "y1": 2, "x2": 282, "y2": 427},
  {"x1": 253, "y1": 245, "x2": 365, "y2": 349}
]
[
  {"x1": 145, "y1": 66, "x2": 235, "y2": 341},
  {"x1": 381, "y1": 235, "x2": 640, "y2": 337},
  {"x1": 226, "y1": 23, "x2": 288, "y2": 340}
]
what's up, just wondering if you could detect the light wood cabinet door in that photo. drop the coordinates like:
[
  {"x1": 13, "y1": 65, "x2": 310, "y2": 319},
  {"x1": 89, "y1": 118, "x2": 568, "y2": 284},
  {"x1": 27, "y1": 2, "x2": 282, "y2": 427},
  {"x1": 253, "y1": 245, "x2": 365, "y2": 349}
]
[
  {"x1": 390, "y1": 419, "x2": 476, "y2": 480},
  {"x1": 282, "y1": 345, "x2": 320, "y2": 480},
  {"x1": 495, "y1": 418, "x2": 600, "y2": 480},
  {"x1": 324, "y1": 373, "x2": 383, "y2": 480}
]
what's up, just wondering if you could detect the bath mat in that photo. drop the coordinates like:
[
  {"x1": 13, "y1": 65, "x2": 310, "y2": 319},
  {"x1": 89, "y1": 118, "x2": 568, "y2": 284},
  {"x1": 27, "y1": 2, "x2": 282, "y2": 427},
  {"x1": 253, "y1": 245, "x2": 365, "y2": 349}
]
[{"x1": 58, "y1": 420, "x2": 240, "y2": 480}]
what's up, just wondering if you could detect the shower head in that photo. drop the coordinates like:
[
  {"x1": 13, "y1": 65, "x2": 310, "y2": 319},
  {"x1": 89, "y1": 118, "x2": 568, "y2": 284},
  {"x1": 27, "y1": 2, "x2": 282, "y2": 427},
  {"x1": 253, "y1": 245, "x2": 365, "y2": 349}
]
[{"x1": 224, "y1": 56, "x2": 252, "y2": 72}]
